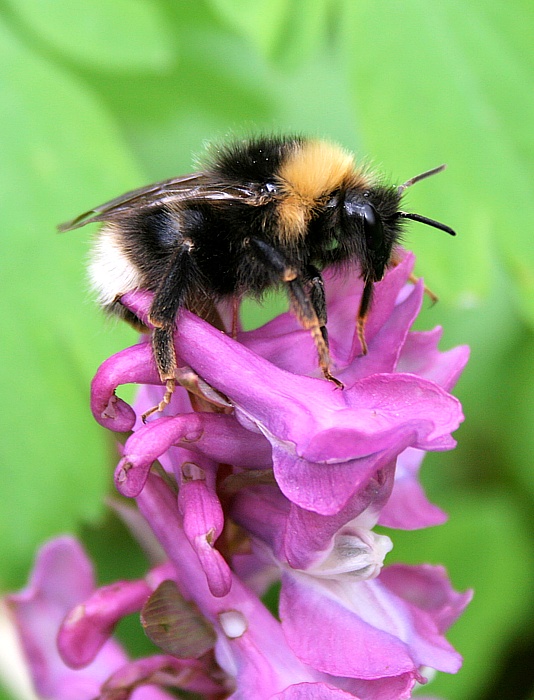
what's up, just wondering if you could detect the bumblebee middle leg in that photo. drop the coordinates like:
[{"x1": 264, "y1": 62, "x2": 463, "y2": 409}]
[
  {"x1": 249, "y1": 239, "x2": 342, "y2": 388},
  {"x1": 305, "y1": 264, "x2": 328, "y2": 345}
]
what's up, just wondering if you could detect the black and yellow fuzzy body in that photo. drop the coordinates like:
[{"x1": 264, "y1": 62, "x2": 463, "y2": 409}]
[{"x1": 60, "y1": 136, "x2": 455, "y2": 416}]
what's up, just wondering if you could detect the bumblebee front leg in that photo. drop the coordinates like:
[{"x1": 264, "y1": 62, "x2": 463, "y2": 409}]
[
  {"x1": 250, "y1": 239, "x2": 342, "y2": 388},
  {"x1": 356, "y1": 278, "x2": 373, "y2": 356}
]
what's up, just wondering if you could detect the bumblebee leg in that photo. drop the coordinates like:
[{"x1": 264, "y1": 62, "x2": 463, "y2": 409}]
[
  {"x1": 287, "y1": 277, "x2": 343, "y2": 387},
  {"x1": 356, "y1": 278, "x2": 374, "y2": 355},
  {"x1": 409, "y1": 274, "x2": 438, "y2": 304},
  {"x1": 305, "y1": 264, "x2": 328, "y2": 345},
  {"x1": 250, "y1": 239, "x2": 342, "y2": 388},
  {"x1": 143, "y1": 243, "x2": 196, "y2": 420},
  {"x1": 231, "y1": 296, "x2": 240, "y2": 339},
  {"x1": 142, "y1": 327, "x2": 177, "y2": 421},
  {"x1": 389, "y1": 250, "x2": 438, "y2": 304}
]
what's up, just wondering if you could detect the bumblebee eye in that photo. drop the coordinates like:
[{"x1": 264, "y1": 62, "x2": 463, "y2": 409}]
[
  {"x1": 361, "y1": 203, "x2": 384, "y2": 251},
  {"x1": 344, "y1": 200, "x2": 384, "y2": 251}
]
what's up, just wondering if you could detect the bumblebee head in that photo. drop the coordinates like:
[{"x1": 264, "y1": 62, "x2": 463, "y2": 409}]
[
  {"x1": 338, "y1": 163, "x2": 456, "y2": 285},
  {"x1": 339, "y1": 184, "x2": 402, "y2": 283}
]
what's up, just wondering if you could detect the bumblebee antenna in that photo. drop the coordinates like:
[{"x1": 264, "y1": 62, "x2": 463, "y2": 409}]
[
  {"x1": 397, "y1": 211, "x2": 456, "y2": 236},
  {"x1": 397, "y1": 163, "x2": 456, "y2": 236},
  {"x1": 397, "y1": 164, "x2": 447, "y2": 194}
]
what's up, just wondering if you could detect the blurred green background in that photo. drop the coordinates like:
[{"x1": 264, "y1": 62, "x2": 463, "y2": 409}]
[{"x1": 1, "y1": 1, "x2": 533, "y2": 699}]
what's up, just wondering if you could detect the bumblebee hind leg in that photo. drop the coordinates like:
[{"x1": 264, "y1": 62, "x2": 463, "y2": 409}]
[
  {"x1": 143, "y1": 242, "x2": 196, "y2": 421},
  {"x1": 143, "y1": 328, "x2": 177, "y2": 421}
]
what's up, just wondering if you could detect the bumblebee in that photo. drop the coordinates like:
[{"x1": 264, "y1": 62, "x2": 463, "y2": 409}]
[{"x1": 59, "y1": 136, "x2": 455, "y2": 415}]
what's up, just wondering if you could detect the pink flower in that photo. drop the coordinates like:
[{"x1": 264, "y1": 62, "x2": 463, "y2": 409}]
[
  {"x1": 92, "y1": 253, "x2": 467, "y2": 525},
  {"x1": 230, "y1": 480, "x2": 471, "y2": 693},
  {"x1": 10, "y1": 474, "x2": 468, "y2": 700},
  {"x1": 5, "y1": 537, "x2": 179, "y2": 699},
  {"x1": 10, "y1": 252, "x2": 470, "y2": 699},
  {"x1": 88, "y1": 253, "x2": 467, "y2": 580}
]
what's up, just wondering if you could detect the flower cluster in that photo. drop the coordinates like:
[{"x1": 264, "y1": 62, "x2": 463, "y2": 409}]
[{"x1": 7, "y1": 252, "x2": 471, "y2": 699}]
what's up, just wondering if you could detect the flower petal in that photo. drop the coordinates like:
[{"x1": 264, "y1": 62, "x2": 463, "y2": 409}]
[
  {"x1": 270, "y1": 682, "x2": 363, "y2": 699},
  {"x1": 100, "y1": 654, "x2": 222, "y2": 697},
  {"x1": 379, "y1": 448, "x2": 448, "y2": 530},
  {"x1": 280, "y1": 564, "x2": 469, "y2": 680},
  {"x1": 6, "y1": 538, "x2": 131, "y2": 700},
  {"x1": 177, "y1": 455, "x2": 232, "y2": 597},
  {"x1": 91, "y1": 342, "x2": 156, "y2": 432},
  {"x1": 397, "y1": 329, "x2": 470, "y2": 391},
  {"x1": 280, "y1": 573, "x2": 418, "y2": 679},
  {"x1": 58, "y1": 579, "x2": 152, "y2": 668},
  {"x1": 339, "y1": 278, "x2": 424, "y2": 384}
]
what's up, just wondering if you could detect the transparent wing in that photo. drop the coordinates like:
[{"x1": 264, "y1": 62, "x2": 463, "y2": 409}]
[{"x1": 58, "y1": 172, "x2": 267, "y2": 232}]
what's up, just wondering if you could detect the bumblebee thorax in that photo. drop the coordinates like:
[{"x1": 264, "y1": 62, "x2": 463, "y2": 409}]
[{"x1": 275, "y1": 140, "x2": 366, "y2": 242}]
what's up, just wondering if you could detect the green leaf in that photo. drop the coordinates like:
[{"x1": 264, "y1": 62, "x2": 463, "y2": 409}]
[
  {"x1": 5, "y1": 0, "x2": 175, "y2": 71},
  {"x1": 0, "y1": 18, "x2": 142, "y2": 588},
  {"x1": 496, "y1": 331, "x2": 534, "y2": 501},
  {"x1": 207, "y1": 0, "x2": 290, "y2": 59},
  {"x1": 341, "y1": 0, "x2": 534, "y2": 324},
  {"x1": 206, "y1": 0, "x2": 338, "y2": 68},
  {"x1": 384, "y1": 492, "x2": 534, "y2": 699}
]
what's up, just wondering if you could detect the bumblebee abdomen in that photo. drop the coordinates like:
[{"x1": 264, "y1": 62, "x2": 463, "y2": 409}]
[{"x1": 89, "y1": 223, "x2": 144, "y2": 309}]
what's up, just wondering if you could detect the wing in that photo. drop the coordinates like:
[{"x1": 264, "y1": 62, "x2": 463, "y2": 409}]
[{"x1": 58, "y1": 171, "x2": 270, "y2": 232}]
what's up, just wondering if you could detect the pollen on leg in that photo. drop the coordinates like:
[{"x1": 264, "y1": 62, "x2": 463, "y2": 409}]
[
  {"x1": 282, "y1": 268, "x2": 298, "y2": 282},
  {"x1": 287, "y1": 277, "x2": 344, "y2": 389},
  {"x1": 357, "y1": 318, "x2": 369, "y2": 356},
  {"x1": 308, "y1": 324, "x2": 344, "y2": 389}
]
